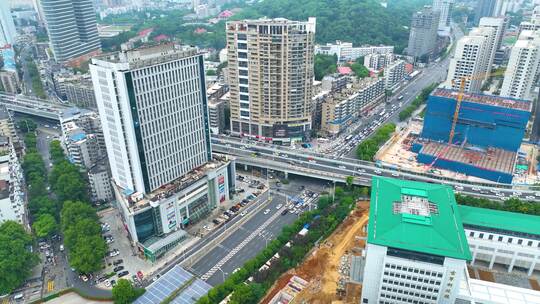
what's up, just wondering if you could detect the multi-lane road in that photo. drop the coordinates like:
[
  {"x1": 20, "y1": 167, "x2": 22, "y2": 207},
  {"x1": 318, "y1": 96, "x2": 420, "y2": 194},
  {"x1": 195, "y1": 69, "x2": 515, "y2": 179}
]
[{"x1": 211, "y1": 135, "x2": 540, "y2": 202}]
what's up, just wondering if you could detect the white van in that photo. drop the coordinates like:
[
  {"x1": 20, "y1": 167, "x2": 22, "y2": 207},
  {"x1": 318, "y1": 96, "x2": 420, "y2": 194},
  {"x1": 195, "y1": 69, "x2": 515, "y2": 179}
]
[{"x1": 14, "y1": 294, "x2": 24, "y2": 301}]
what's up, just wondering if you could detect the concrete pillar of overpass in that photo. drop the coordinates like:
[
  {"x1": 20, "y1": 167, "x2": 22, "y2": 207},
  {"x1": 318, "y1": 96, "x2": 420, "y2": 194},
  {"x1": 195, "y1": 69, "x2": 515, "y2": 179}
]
[
  {"x1": 528, "y1": 256, "x2": 537, "y2": 276},
  {"x1": 284, "y1": 171, "x2": 288, "y2": 179},
  {"x1": 244, "y1": 164, "x2": 248, "y2": 171}
]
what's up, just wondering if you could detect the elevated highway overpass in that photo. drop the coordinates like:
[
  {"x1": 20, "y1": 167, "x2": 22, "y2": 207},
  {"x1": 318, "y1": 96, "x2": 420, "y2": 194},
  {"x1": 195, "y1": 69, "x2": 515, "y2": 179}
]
[
  {"x1": 212, "y1": 135, "x2": 540, "y2": 202},
  {"x1": 0, "y1": 92, "x2": 68, "y2": 120}
]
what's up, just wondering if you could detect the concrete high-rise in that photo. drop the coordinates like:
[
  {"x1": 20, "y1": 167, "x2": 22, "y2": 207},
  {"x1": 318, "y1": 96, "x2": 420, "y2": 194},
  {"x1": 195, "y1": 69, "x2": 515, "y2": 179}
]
[
  {"x1": 501, "y1": 30, "x2": 540, "y2": 100},
  {"x1": 41, "y1": 0, "x2": 101, "y2": 64},
  {"x1": 445, "y1": 27, "x2": 495, "y2": 92},
  {"x1": 226, "y1": 18, "x2": 316, "y2": 144},
  {"x1": 90, "y1": 44, "x2": 236, "y2": 260},
  {"x1": 0, "y1": 1, "x2": 16, "y2": 46},
  {"x1": 479, "y1": 17, "x2": 506, "y2": 56},
  {"x1": 90, "y1": 44, "x2": 212, "y2": 194},
  {"x1": 432, "y1": 0, "x2": 453, "y2": 34},
  {"x1": 406, "y1": 6, "x2": 440, "y2": 60}
]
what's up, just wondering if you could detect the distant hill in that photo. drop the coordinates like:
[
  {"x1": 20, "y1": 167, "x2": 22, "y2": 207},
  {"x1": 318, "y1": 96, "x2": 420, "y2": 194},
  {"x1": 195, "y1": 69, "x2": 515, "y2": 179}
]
[{"x1": 231, "y1": 0, "x2": 430, "y2": 53}]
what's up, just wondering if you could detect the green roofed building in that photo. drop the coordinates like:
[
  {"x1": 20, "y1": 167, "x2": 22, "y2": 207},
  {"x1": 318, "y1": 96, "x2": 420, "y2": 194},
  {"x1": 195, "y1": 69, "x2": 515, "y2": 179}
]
[
  {"x1": 458, "y1": 205, "x2": 540, "y2": 276},
  {"x1": 361, "y1": 177, "x2": 471, "y2": 304}
]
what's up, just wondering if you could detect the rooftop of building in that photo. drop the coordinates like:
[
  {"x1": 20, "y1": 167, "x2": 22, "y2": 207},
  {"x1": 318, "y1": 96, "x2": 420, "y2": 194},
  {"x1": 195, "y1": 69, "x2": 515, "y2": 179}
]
[
  {"x1": 419, "y1": 141, "x2": 516, "y2": 175},
  {"x1": 88, "y1": 158, "x2": 110, "y2": 175},
  {"x1": 227, "y1": 17, "x2": 315, "y2": 26},
  {"x1": 432, "y1": 88, "x2": 532, "y2": 111},
  {"x1": 92, "y1": 43, "x2": 199, "y2": 69},
  {"x1": 368, "y1": 176, "x2": 471, "y2": 260},
  {"x1": 322, "y1": 77, "x2": 382, "y2": 105},
  {"x1": 60, "y1": 107, "x2": 97, "y2": 121},
  {"x1": 119, "y1": 154, "x2": 232, "y2": 213},
  {"x1": 458, "y1": 205, "x2": 540, "y2": 236}
]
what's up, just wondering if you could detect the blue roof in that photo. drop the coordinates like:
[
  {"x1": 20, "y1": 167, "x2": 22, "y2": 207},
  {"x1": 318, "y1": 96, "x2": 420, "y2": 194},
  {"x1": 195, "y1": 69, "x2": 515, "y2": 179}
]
[
  {"x1": 69, "y1": 133, "x2": 86, "y2": 142},
  {"x1": 134, "y1": 266, "x2": 211, "y2": 304},
  {"x1": 1, "y1": 48, "x2": 16, "y2": 71}
]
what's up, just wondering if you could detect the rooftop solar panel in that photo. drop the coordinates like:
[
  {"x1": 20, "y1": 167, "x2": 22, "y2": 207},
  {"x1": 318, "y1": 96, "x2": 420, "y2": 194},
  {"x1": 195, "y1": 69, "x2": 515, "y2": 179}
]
[{"x1": 134, "y1": 266, "x2": 212, "y2": 304}]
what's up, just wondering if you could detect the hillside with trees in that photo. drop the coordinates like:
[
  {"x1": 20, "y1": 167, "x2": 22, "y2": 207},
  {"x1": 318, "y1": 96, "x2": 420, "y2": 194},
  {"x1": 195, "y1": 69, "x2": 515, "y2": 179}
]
[
  {"x1": 233, "y1": 0, "x2": 430, "y2": 53},
  {"x1": 100, "y1": 0, "x2": 428, "y2": 53}
]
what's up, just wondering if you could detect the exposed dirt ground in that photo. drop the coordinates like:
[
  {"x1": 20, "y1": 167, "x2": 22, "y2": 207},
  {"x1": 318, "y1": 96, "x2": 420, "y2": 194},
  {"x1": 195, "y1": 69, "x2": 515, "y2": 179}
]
[{"x1": 261, "y1": 201, "x2": 370, "y2": 304}]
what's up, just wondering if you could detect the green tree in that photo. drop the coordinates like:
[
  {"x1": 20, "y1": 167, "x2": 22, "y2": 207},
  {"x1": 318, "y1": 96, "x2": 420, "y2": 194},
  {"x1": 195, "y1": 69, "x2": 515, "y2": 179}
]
[
  {"x1": 206, "y1": 69, "x2": 217, "y2": 76},
  {"x1": 61, "y1": 201, "x2": 106, "y2": 273},
  {"x1": 229, "y1": 283, "x2": 265, "y2": 304},
  {"x1": 32, "y1": 214, "x2": 57, "y2": 238},
  {"x1": 17, "y1": 119, "x2": 37, "y2": 133},
  {"x1": 0, "y1": 221, "x2": 39, "y2": 295},
  {"x1": 314, "y1": 54, "x2": 337, "y2": 80},
  {"x1": 345, "y1": 176, "x2": 354, "y2": 189},
  {"x1": 49, "y1": 140, "x2": 65, "y2": 164},
  {"x1": 112, "y1": 279, "x2": 145, "y2": 304}
]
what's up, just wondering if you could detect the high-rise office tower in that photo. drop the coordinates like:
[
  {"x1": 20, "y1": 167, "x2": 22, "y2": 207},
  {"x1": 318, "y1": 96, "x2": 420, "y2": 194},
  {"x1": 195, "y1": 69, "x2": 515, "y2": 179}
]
[
  {"x1": 0, "y1": 1, "x2": 16, "y2": 46},
  {"x1": 432, "y1": 0, "x2": 453, "y2": 34},
  {"x1": 90, "y1": 44, "x2": 212, "y2": 194},
  {"x1": 90, "y1": 45, "x2": 236, "y2": 260},
  {"x1": 41, "y1": 0, "x2": 101, "y2": 64},
  {"x1": 500, "y1": 30, "x2": 540, "y2": 100},
  {"x1": 474, "y1": 0, "x2": 510, "y2": 25},
  {"x1": 406, "y1": 6, "x2": 440, "y2": 60},
  {"x1": 445, "y1": 27, "x2": 494, "y2": 92},
  {"x1": 226, "y1": 18, "x2": 316, "y2": 144},
  {"x1": 361, "y1": 177, "x2": 471, "y2": 304}
]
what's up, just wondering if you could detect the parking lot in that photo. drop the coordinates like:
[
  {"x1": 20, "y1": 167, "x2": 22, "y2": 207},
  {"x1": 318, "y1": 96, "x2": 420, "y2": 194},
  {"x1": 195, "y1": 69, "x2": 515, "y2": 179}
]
[{"x1": 92, "y1": 208, "x2": 151, "y2": 289}]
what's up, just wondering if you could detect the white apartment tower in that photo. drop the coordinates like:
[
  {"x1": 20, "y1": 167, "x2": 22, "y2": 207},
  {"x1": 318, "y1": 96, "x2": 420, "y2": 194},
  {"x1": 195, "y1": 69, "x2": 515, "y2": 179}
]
[
  {"x1": 500, "y1": 30, "x2": 540, "y2": 100},
  {"x1": 361, "y1": 177, "x2": 471, "y2": 304},
  {"x1": 226, "y1": 18, "x2": 316, "y2": 144},
  {"x1": 445, "y1": 27, "x2": 495, "y2": 92},
  {"x1": 478, "y1": 17, "x2": 506, "y2": 57},
  {"x1": 90, "y1": 44, "x2": 212, "y2": 194},
  {"x1": 432, "y1": 0, "x2": 453, "y2": 34},
  {"x1": 0, "y1": 1, "x2": 16, "y2": 46}
]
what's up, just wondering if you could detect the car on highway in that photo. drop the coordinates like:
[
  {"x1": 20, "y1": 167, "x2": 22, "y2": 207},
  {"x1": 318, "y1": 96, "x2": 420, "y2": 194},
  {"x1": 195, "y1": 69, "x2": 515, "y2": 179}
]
[
  {"x1": 374, "y1": 169, "x2": 382, "y2": 174},
  {"x1": 339, "y1": 165, "x2": 346, "y2": 169},
  {"x1": 281, "y1": 209, "x2": 288, "y2": 216},
  {"x1": 240, "y1": 211, "x2": 247, "y2": 216},
  {"x1": 391, "y1": 173, "x2": 400, "y2": 177},
  {"x1": 264, "y1": 209, "x2": 270, "y2": 215},
  {"x1": 525, "y1": 196, "x2": 534, "y2": 200},
  {"x1": 276, "y1": 204, "x2": 283, "y2": 209}
]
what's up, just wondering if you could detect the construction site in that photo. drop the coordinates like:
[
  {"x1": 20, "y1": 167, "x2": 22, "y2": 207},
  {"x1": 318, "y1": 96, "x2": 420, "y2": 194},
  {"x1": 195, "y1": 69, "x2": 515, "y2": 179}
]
[
  {"x1": 261, "y1": 201, "x2": 370, "y2": 304},
  {"x1": 377, "y1": 88, "x2": 539, "y2": 184}
]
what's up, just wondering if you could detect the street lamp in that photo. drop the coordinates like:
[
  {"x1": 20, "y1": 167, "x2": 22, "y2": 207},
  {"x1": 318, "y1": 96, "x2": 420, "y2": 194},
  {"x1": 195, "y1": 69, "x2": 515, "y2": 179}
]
[{"x1": 217, "y1": 267, "x2": 227, "y2": 283}]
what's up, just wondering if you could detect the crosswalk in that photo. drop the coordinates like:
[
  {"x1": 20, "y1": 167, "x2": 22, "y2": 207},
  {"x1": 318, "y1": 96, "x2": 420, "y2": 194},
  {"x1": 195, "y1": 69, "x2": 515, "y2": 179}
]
[{"x1": 200, "y1": 206, "x2": 283, "y2": 281}]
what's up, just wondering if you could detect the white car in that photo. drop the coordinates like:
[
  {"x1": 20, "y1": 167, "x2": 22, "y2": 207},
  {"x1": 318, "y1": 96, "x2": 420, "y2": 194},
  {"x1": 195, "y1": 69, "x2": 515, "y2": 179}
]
[
  {"x1": 339, "y1": 165, "x2": 346, "y2": 169},
  {"x1": 276, "y1": 204, "x2": 283, "y2": 209},
  {"x1": 263, "y1": 209, "x2": 270, "y2": 215},
  {"x1": 240, "y1": 211, "x2": 247, "y2": 217},
  {"x1": 104, "y1": 280, "x2": 111, "y2": 287},
  {"x1": 391, "y1": 172, "x2": 399, "y2": 177},
  {"x1": 472, "y1": 187, "x2": 481, "y2": 191},
  {"x1": 525, "y1": 196, "x2": 534, "y2": 200},
  {"x1": 374, "y1": 169, "x2": 382, "y2": 174}
]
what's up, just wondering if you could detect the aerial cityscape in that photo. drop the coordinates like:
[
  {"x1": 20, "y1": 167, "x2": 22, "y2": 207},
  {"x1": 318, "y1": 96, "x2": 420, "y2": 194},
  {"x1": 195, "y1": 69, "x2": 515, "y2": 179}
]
[{"x1": 0, "y1": 0, "x2": 539, "y2": 303}]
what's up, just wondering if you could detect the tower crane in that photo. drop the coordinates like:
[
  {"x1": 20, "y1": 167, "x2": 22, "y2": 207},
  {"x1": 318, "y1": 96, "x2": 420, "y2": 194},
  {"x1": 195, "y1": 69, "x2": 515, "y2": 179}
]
[{"x1": 424, "y1": 69, "x2": 505, "y2": 171}]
